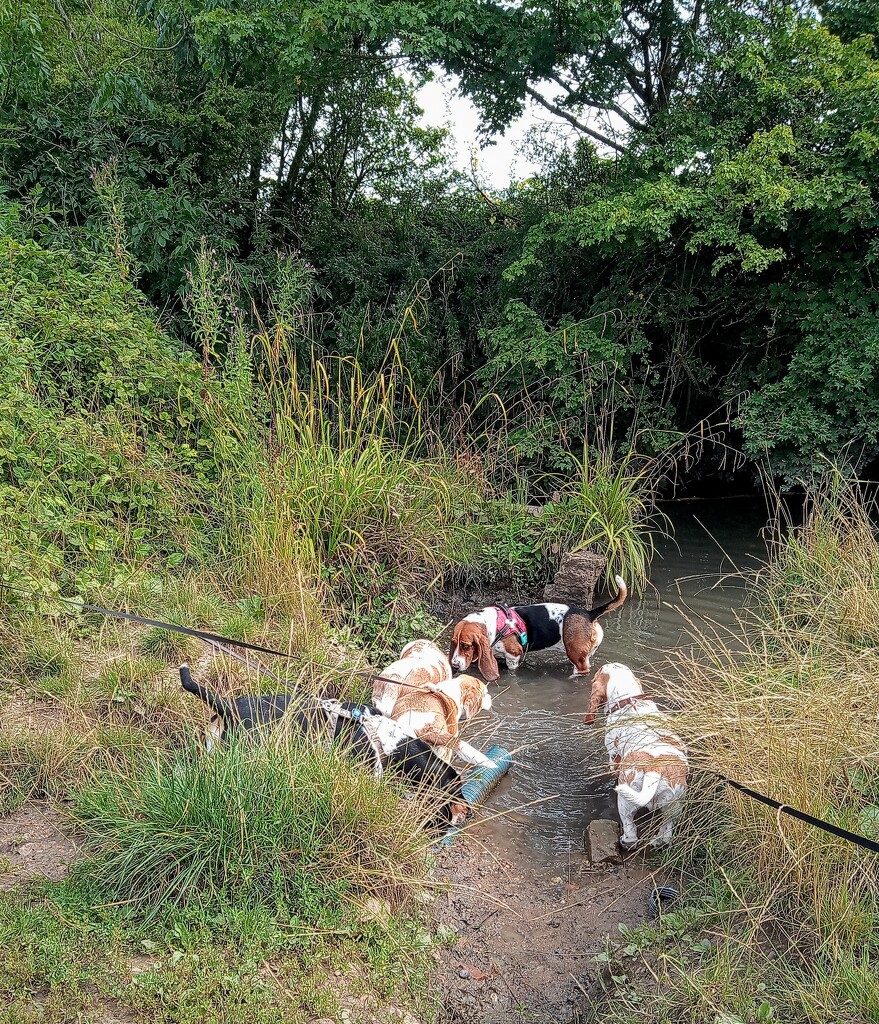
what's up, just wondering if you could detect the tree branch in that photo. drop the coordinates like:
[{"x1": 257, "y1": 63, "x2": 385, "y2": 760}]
[{"x1": 524, "y1": 84, "x2": 626, "y2": 152}]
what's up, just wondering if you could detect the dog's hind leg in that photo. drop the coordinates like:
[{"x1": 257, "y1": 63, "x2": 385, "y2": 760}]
[
  {"x1": 204, "y1": 719, "x2": 222, "y2": 752},
  {"x1": 617, "y1": 791, "x2": 639, "y2": 850},
  {"x1": 651, "y1": 791, "x2": 684, "y2": 848}
]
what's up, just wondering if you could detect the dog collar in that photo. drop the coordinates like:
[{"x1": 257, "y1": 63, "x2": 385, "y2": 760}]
[{"x1": 607, "y1": 695, "x2": 650, "y2": 715}]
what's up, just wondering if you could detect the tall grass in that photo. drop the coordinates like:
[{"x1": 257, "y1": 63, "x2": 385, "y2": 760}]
[
  {"x1": 542, "y1": 445, "x2": 669, "y2": 593},
  {"x1": 72, "y1": 728, "x2": 429, "y2": 921},
  {"x1": 610, "y1": 482, "x2": 879, "y2": 1023}
]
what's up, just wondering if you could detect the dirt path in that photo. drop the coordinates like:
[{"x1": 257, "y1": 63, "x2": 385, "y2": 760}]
[
  {"x1": 431, "y1": 825, "x2": 657, "y2": 1024},
  {"x1": 0, "y1": 802, "x2": 78, "y2": 889}
]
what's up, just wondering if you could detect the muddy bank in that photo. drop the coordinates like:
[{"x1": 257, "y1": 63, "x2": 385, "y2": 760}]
[
  {"x1": 431, "y1": 838, "x2": 662, "y2": 1024},
  {"x1": 0, "y1": 802, "x2": 78, "y2": 889}
]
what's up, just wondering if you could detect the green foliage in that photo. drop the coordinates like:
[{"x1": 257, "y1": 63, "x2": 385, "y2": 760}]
[
  {"x1": 0, "y1": 218, "x2": 198, "y2": 597},
  {"x1": 72, "y1": 735, "x2": 427, "y2": 919},
  {"x1": 5, "y1": 0, "x2": 879, "y2": 485},
  {"x1": 544, "y1": 447, "x2": 668, "y2": 594}
]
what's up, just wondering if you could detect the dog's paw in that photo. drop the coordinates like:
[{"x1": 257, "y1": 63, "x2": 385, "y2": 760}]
[
  {"x1": 649, "y1": 836, "x2": 672, "y2": 850},
  {"x1": 619, "y1": 837, "x2": 639, "y2": 852},
  {"x1": 449, "y1": 802, "x2": 470, "y2": 826}
]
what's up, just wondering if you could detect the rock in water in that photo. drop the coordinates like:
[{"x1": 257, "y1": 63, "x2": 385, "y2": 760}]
[
  {"x1": 584, "y1": 819, "x2": 622, "y2": 865},
  {"x1": 544, "y1": 550, "x2": 607, "y2": 606}
]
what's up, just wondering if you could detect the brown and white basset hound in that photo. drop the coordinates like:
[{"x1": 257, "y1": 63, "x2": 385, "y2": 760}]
[
  {"x1": 389, "y1": 673, "x2": 496, "y2": 769},
  {"x1": 583, "y1": 662, "x2": 688, "y2": 850},
  {"x1": 449, "y1": 576, "x2": 627, "y2": 681},
  {"x1": 372, "y1": 639, "x2": 452, "y2": 716}
]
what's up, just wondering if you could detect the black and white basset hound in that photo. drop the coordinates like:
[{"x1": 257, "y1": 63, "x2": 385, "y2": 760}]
[
  {"x1": 449, "y1": 576, "x2": 628, "y2": 680},
  {"x1": 179, "y1": 665, "x2": 469, "y2": 824}
]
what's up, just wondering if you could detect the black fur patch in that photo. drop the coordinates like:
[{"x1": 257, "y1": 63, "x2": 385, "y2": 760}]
[
  {"x1": 180, "y1": 667, "x2": 464, "y2": 824},
  {"x1": 512, "y1": 604, "x2": 567, "y2": 652}
]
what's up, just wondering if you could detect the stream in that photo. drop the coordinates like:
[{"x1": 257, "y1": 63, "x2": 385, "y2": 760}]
[{"x1": 464, "y1": 498, "x2": 770, "y2": 870}]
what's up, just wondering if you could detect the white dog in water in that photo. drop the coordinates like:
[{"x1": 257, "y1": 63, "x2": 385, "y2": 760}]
[{"x1": 583, "y1": 662, "x2": 688, "y2": 850}]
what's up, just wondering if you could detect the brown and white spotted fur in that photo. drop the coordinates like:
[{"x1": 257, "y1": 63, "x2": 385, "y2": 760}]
[
  {"x1": 372, "y1": 639, "x2": 452, "y2": 717},
  {"x1": 583, "y1": 662, "x2": 688, "y2": 850},
  {"x1": 449, "y1": 576, "x2": 627, "y2": 681},
  {"x1": 390, "y1": 674, "x2": 496, "y2": 769}
]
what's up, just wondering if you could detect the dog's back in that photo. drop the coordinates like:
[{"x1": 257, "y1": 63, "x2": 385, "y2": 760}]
[{"x1": 372, "y1": 639, "x2": 452, "y2": 715}]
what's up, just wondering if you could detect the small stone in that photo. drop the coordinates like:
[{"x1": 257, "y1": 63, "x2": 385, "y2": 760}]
[
  {"x1": 585, "y1": 819, "x2": 623, "y2": 865},
  {"x1": 458, "y1": 968, "x2": 471, "y2": 979}
]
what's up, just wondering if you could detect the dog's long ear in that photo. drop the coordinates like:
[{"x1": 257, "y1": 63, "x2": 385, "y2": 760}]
[
  {"x1": 448, "y1": 624, "x2": 461, "y2": 665},
  {"x1": 475, "y1": 631, "x2": 499, "y2": 681},
  {"x1": 582, "y1": 668, "x2": 609, "y2": 724}
]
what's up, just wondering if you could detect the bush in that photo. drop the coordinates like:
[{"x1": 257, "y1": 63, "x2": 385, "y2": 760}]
[{"x1": 71, "y1": 730, "x2": 429, "y2": 920}]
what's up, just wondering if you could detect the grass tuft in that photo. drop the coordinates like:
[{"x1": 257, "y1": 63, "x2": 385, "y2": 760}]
[{"x1": 71, "y1": 727, "x2": 430, "y2": 921}]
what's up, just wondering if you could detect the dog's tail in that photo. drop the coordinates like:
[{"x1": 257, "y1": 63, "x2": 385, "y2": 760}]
[
  {"x1": 616, "y1": 771, "x2": 664, "y2": 808},
  {"x1": 179, "y1": 664, "x2": 233, "y2": 721},
  {"x1": 590, "y1": 575, "x2": 627, "y2": 620}
]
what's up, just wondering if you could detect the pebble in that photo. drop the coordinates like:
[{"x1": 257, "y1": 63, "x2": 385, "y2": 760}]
[{"x1": 458, "y1": 967, "x2": 471, "y2": 979}]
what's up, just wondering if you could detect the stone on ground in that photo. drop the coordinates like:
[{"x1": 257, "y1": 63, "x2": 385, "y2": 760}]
[{"x1": 584, "y1": 819, "x2": 622, "y2": 865}]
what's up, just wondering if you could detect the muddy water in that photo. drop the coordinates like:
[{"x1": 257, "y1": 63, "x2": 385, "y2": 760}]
[{"x1": 464, "y1": 499, "x2": 769, "y2": 869}]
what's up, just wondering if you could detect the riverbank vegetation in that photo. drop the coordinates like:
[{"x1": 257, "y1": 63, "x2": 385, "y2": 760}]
[
  {"x1": 0, "y1": 191, "x2": 659, "y2": 1022},
  {"x1": 3, "y1": 0, "x2": 879, "y2": 1020},
  {"x1": 5, "y1": 0, "x2": 879, "y2": 488},
  {"x1": 591, "y1": 483, "x2": 879, "y2": 1023}
]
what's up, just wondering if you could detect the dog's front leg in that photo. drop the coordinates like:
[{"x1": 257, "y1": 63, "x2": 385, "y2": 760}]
[{"x1": 454, "y1": 740, "x2": 498, "y2": 769}]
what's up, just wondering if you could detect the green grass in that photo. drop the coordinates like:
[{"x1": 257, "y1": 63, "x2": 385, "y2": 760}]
[
  {"x1": 0, "y1": 873, "x2": 437, "y2": 1024},
  {"x1": 70, "y1": 730, "x2": 430, "y2": 920}
]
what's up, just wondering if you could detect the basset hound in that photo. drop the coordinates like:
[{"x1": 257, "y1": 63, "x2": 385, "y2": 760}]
[
  {"x1": 389, "y1": 673, "x2": 496, "y2": 769},
  {"x1": 371, "y1": 639, "x2": 452, "y2": 717},
  {"x1": 449, "y1": 576, "x2": 627, "y2": 681},
  {"x1": 583, "y1": 662, "x2": 688, "y2": 850},
  {"x1": 179, "y1": 665, "x2": 470, "y2": 825}
]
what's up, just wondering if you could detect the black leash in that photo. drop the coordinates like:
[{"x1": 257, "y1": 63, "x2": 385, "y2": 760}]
[
  {"x1": 718, "y1": 773, "x2": 879, "y2": 855},
  {"x1": 0, "y1": 582, "x2": 429, "y2": 693}
]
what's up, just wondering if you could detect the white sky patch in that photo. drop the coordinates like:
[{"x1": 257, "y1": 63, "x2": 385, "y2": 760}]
[{"x1": 416, "y1": 71, "x2": 543, "y2": 187}]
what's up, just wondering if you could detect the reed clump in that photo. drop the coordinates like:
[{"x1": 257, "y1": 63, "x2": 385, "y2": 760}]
[
  {"x1": 606, "y1": 483, "x2": 879, "y2": 1023},
  {"x1": 71, "y1": 725, "x2": 430, "y2": 922}
]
